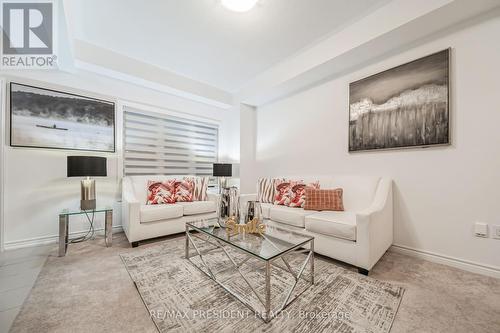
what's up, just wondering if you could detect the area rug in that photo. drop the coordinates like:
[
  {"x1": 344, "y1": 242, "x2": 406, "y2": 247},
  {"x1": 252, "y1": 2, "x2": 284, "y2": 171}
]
[{"x1": 120, "y1": 237, "x2": 404, "y2": 333}]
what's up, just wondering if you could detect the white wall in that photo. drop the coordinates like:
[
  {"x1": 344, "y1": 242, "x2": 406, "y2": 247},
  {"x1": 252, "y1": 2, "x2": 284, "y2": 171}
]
[
  {"x1": 1, "y1": 70, "x2": 240, "y2": 249},
  {"x1": 239, "y1": 104, "x2": 257, "y2": 193},
  {"x1": 255, "y1": 16, "x2": 500, "y2": 270}
]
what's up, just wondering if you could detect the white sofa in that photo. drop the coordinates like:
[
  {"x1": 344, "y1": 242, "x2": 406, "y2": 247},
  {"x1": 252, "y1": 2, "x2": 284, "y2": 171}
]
[
  {"x1": 122, "y1": 175, "x2": 218, "y2": 246},
  {"x1": 240, "y1": 176, "x2": 393, "y2": 275}
]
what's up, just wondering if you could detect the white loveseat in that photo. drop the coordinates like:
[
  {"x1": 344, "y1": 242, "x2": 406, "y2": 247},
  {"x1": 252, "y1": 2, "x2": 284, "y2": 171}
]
[
  {"x1": 122, "y1": 175, "x2": 218, "y2": 246},
  {"x1": 240, "y1": 176, "x2": 393, "y2": 274}
]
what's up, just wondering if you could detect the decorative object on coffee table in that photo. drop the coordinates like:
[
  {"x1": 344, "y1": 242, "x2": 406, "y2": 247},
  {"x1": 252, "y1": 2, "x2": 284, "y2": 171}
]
[
  {"x1": 244, "y1": 200, "x2": 262, "y2": 223},
  {"x1": 349, "y1": 49, "x2": 450, "y2": 151},
  {"x1": 219, "y1": 186, "x2": 239, "y2": 222},
  {"x1": 67, "y1": 156, "x2": 107, "y2": 210}
]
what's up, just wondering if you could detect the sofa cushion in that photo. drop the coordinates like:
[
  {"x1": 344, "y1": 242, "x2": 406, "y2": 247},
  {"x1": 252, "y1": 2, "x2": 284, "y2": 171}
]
[
  {"x1": 177, "y1": 201, "x2": 216, "y2": 215},
  {"x1": 289, "y1": 181, "x2": 320, "y2": 208},
  {"x1": 185, "y1": 176, "x2": 209, "y2": 201},
  {"x1": 274, "y1": 179, "x2": 295, "y2": 206},
  {"x1": 140, "y1": 204, "x2": 183, "y2": 223},
  {"x1": 146, "y1": 180, "x2": 176, "y2": 205},
  {"x1": 269, "y1": 205, "x2": 317, "y2": 228},
  {"x1": 257, "y1": 178, "x2": 282, "y2": 204},
  {"x1": 304, "y1": 188, "x2": 344, "y2": 211},
  {"x1": 305, "y1": 211, "x2": 357, "y2": 241},
  {"x1": 174, "y1": 179, "x2": 194, "y2": 202}
]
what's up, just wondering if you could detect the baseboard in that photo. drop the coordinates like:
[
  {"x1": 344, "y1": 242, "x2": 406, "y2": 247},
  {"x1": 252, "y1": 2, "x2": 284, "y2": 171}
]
[
  {"x1": 390, "y1": 244, "x2": 500, "y2": 279},
  {"x1": 4, "y1": 225, "x2": 123, "y2": 250}
]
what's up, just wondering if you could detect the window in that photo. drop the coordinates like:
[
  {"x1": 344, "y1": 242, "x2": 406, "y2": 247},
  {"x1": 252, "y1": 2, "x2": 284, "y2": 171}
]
[{"x1": 123, "y1": 106, "x2": 219, "y2": 177}]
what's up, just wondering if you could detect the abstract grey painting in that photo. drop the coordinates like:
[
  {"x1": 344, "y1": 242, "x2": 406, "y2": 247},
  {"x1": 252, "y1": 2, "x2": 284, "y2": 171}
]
[
  {"x1": 349, "y1": 49, "x2": 449, "y2": 152},
  {"x1": 10, "y1": 83, "x2": 115, "y2": 152}
]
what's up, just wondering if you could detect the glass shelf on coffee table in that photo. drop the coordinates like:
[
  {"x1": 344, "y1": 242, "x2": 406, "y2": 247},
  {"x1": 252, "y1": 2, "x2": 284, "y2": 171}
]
[{"x1": 185, "y1": 218, "x2": 314, "y2": 323}]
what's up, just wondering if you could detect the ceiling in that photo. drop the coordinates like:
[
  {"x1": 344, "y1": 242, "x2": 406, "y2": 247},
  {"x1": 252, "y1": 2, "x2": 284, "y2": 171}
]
[{"x1": 64, "y1": 0, "x2": 388, "y2": 92}]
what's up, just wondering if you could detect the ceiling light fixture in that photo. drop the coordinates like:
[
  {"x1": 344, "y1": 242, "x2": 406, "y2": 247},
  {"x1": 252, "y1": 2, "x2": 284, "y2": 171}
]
[{"x1": 221, "y1": 0, "x2": 258, "y2": 12}]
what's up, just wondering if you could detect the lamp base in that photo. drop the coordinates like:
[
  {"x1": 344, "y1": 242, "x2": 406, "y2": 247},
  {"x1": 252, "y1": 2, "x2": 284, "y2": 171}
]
[
  {"x1": 80, "y1": 178, "x2": 96, "y2": 211},
  {"x1": 80, "y1": 199, "x2": 96, "y2": 211}
]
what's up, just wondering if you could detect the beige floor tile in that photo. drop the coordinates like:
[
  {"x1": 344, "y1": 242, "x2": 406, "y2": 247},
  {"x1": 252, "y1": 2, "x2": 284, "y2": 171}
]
[
  {"x1": 0, "y1": 287, "x2": 31, "y2": 312},
  {"x1": 0, "y1": 272, "x2": 38, "y2": 293},
  {"x1": 0, "y1": 257, "x2": 46, "y2": 278},
  {"x1": 0, "y1": 307, "x2": 20, "y2": 333}
]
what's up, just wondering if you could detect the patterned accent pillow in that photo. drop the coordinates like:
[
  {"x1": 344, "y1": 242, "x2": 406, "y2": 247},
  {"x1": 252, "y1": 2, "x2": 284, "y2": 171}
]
[
  {"x1": 304, "y1": 188, "x2": 344, "y2": 211},
  {"x1": 146, "y1": 180, "x2": 176, "y2": 205},
  {"x1": 184, "y1": 176, "x2": 209, "y2": 201},
  {"x1": 257, "y1": 178, "x2": 281, "y2": 203},
  {"x1": 174, "y1": 179, "x2": 194, "y2": 202},
  {"x1": 274, "y1": 179, "x2": 300, "y2": 206},
  {"x1": 289, "y1": 181, "x2": 320, "y2": 208}
]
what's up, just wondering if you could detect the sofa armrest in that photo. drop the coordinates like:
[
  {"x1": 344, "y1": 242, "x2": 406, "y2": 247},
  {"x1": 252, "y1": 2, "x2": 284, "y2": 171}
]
[
  {"x1": 121, "y1": 178, "x2": 141, "y2": 242},
  {"x1": 355, "y1": 178, "x2": 393, "y2": 270}
]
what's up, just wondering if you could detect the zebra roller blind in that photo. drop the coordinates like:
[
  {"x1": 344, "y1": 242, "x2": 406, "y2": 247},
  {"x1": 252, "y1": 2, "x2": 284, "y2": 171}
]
[{"x1": 123, "y1": 106, "x2": 219, "y2": 176}]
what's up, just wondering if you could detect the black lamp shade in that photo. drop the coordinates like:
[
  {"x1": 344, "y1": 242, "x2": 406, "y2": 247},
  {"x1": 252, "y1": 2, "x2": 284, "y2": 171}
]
[
  {"x1": 213, "y1": 163, "x2": 232, "y2": 177},
  {"x1": 67, "y1": 156, "x2": 107, "y2": 177}
]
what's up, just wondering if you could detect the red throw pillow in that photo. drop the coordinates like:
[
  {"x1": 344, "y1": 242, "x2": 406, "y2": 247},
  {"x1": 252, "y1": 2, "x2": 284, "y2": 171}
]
[
  {"x1": 174, "y1": 179, "x2": 194, "y2": 202},
  {"x1": 146, "y1": 180, "x2": 176, "y2": 205},
  {"x1": 289, "y1": 181, "x2": 320, "y2": 208},
  {"x1": 304, "y1": 188, "x2": 344, "y2": 211},
  {"x1": 274, "y1": 180, "x2": 295, "y2": 206}
]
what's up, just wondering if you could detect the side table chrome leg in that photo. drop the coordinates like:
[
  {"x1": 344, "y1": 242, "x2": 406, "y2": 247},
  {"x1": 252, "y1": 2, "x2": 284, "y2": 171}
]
[
  {"x1": 59, "y1": 215, "x2": 68, "y2": 257},
  {"x1": 105, "y1": 210, "x2": 112, "y2": 247}
]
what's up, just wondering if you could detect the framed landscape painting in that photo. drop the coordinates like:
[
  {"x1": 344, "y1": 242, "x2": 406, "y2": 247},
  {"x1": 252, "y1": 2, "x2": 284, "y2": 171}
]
[
  {"x1": 349, "y1": 49, "x2": 450, "y2": 152},
  {"x1": 10, "y1": 83, "x2": 115, "y2": 152}
]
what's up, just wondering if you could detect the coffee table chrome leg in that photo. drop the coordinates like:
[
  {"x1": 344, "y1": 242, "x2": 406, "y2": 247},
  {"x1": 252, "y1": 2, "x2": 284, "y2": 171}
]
[
  {"x1": 310, "y1": 239, "x2": 315, "y2": 285},
  {"x1": 265, "y1": 261, "x2": 271, "y2": 322},
  {"x1": 58, "y1": 215, "x2": 68, "y2": 257},
  {"x1": 185, "y1": 224, "x2": 189, "y2": 259}
]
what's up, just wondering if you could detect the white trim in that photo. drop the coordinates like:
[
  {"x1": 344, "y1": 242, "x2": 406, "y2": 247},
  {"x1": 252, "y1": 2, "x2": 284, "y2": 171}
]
[
  {"x1": 390, "y1": 244, "x2": 500, "y2": 279},
  {"x1": 4, "y1": 225, "x2": 123, "y2": 250},
  {"x1": 75, "y1": 60, "x2": 233, "y2": 110},
  {"x1": 0, "y1": 78, "x2": 5, "y2": 252}
]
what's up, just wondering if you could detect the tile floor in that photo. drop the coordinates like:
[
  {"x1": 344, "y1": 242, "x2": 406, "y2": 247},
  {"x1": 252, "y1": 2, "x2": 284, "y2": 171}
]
[{"x1": 0, "y1": 244, "x2": 54, "y2": 333}]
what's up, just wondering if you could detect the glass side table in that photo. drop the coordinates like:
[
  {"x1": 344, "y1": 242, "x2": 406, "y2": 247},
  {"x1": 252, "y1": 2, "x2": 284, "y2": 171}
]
[{"x1": 59, "y1": 207, "x2": 113, "y2": 257}]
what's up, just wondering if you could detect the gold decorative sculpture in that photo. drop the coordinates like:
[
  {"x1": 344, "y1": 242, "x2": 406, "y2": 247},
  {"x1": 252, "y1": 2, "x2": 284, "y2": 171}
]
[{"x1": 226, "y1": 217, "x2": 266, "y2": 236}]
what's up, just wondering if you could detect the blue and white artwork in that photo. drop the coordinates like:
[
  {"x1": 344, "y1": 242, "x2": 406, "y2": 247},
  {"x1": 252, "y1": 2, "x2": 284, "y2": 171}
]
[{"x1": 10, "y1": 83, "x2": 115, "y2": 152}]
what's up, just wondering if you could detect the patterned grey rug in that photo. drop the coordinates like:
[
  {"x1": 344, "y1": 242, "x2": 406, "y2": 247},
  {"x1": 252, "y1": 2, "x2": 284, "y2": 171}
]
[{"x1": 120, "y1": 237, "x2": 404, "y2": 333}]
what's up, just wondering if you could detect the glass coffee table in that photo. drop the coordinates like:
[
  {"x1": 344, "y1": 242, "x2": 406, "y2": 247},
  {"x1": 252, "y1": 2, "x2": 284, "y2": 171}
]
[{"x1": 185, "y1": 218, "x2": 314, "y2": 322}]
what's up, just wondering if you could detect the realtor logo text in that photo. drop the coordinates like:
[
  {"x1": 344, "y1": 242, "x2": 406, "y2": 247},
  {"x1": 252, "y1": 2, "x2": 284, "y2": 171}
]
[{"x1": 1, "y1": 1, "x2": 57, "y2": 68}]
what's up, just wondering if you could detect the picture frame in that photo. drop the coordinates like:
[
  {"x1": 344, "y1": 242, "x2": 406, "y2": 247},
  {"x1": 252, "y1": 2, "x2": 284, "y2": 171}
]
[
  {"x1": 348, "y1": 49, "x2": 450, "y2": 152},
  {"x1": 9, "y1": 82, "x2": 116, "y2": 152}
]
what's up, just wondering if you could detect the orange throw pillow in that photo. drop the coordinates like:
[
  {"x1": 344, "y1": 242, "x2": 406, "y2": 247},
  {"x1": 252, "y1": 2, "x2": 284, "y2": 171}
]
[{"x1": 304, "y1": 188, "x2": 344, "y2": 211}]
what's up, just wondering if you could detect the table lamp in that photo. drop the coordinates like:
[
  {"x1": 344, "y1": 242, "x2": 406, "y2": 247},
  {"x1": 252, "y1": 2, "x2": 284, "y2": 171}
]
[
  {"x1": 67, "y1": 156, "x2": 107, "y2": 210},
  {"x1": 213, "y1": 163, "x2": 232, "y2": 190}
]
